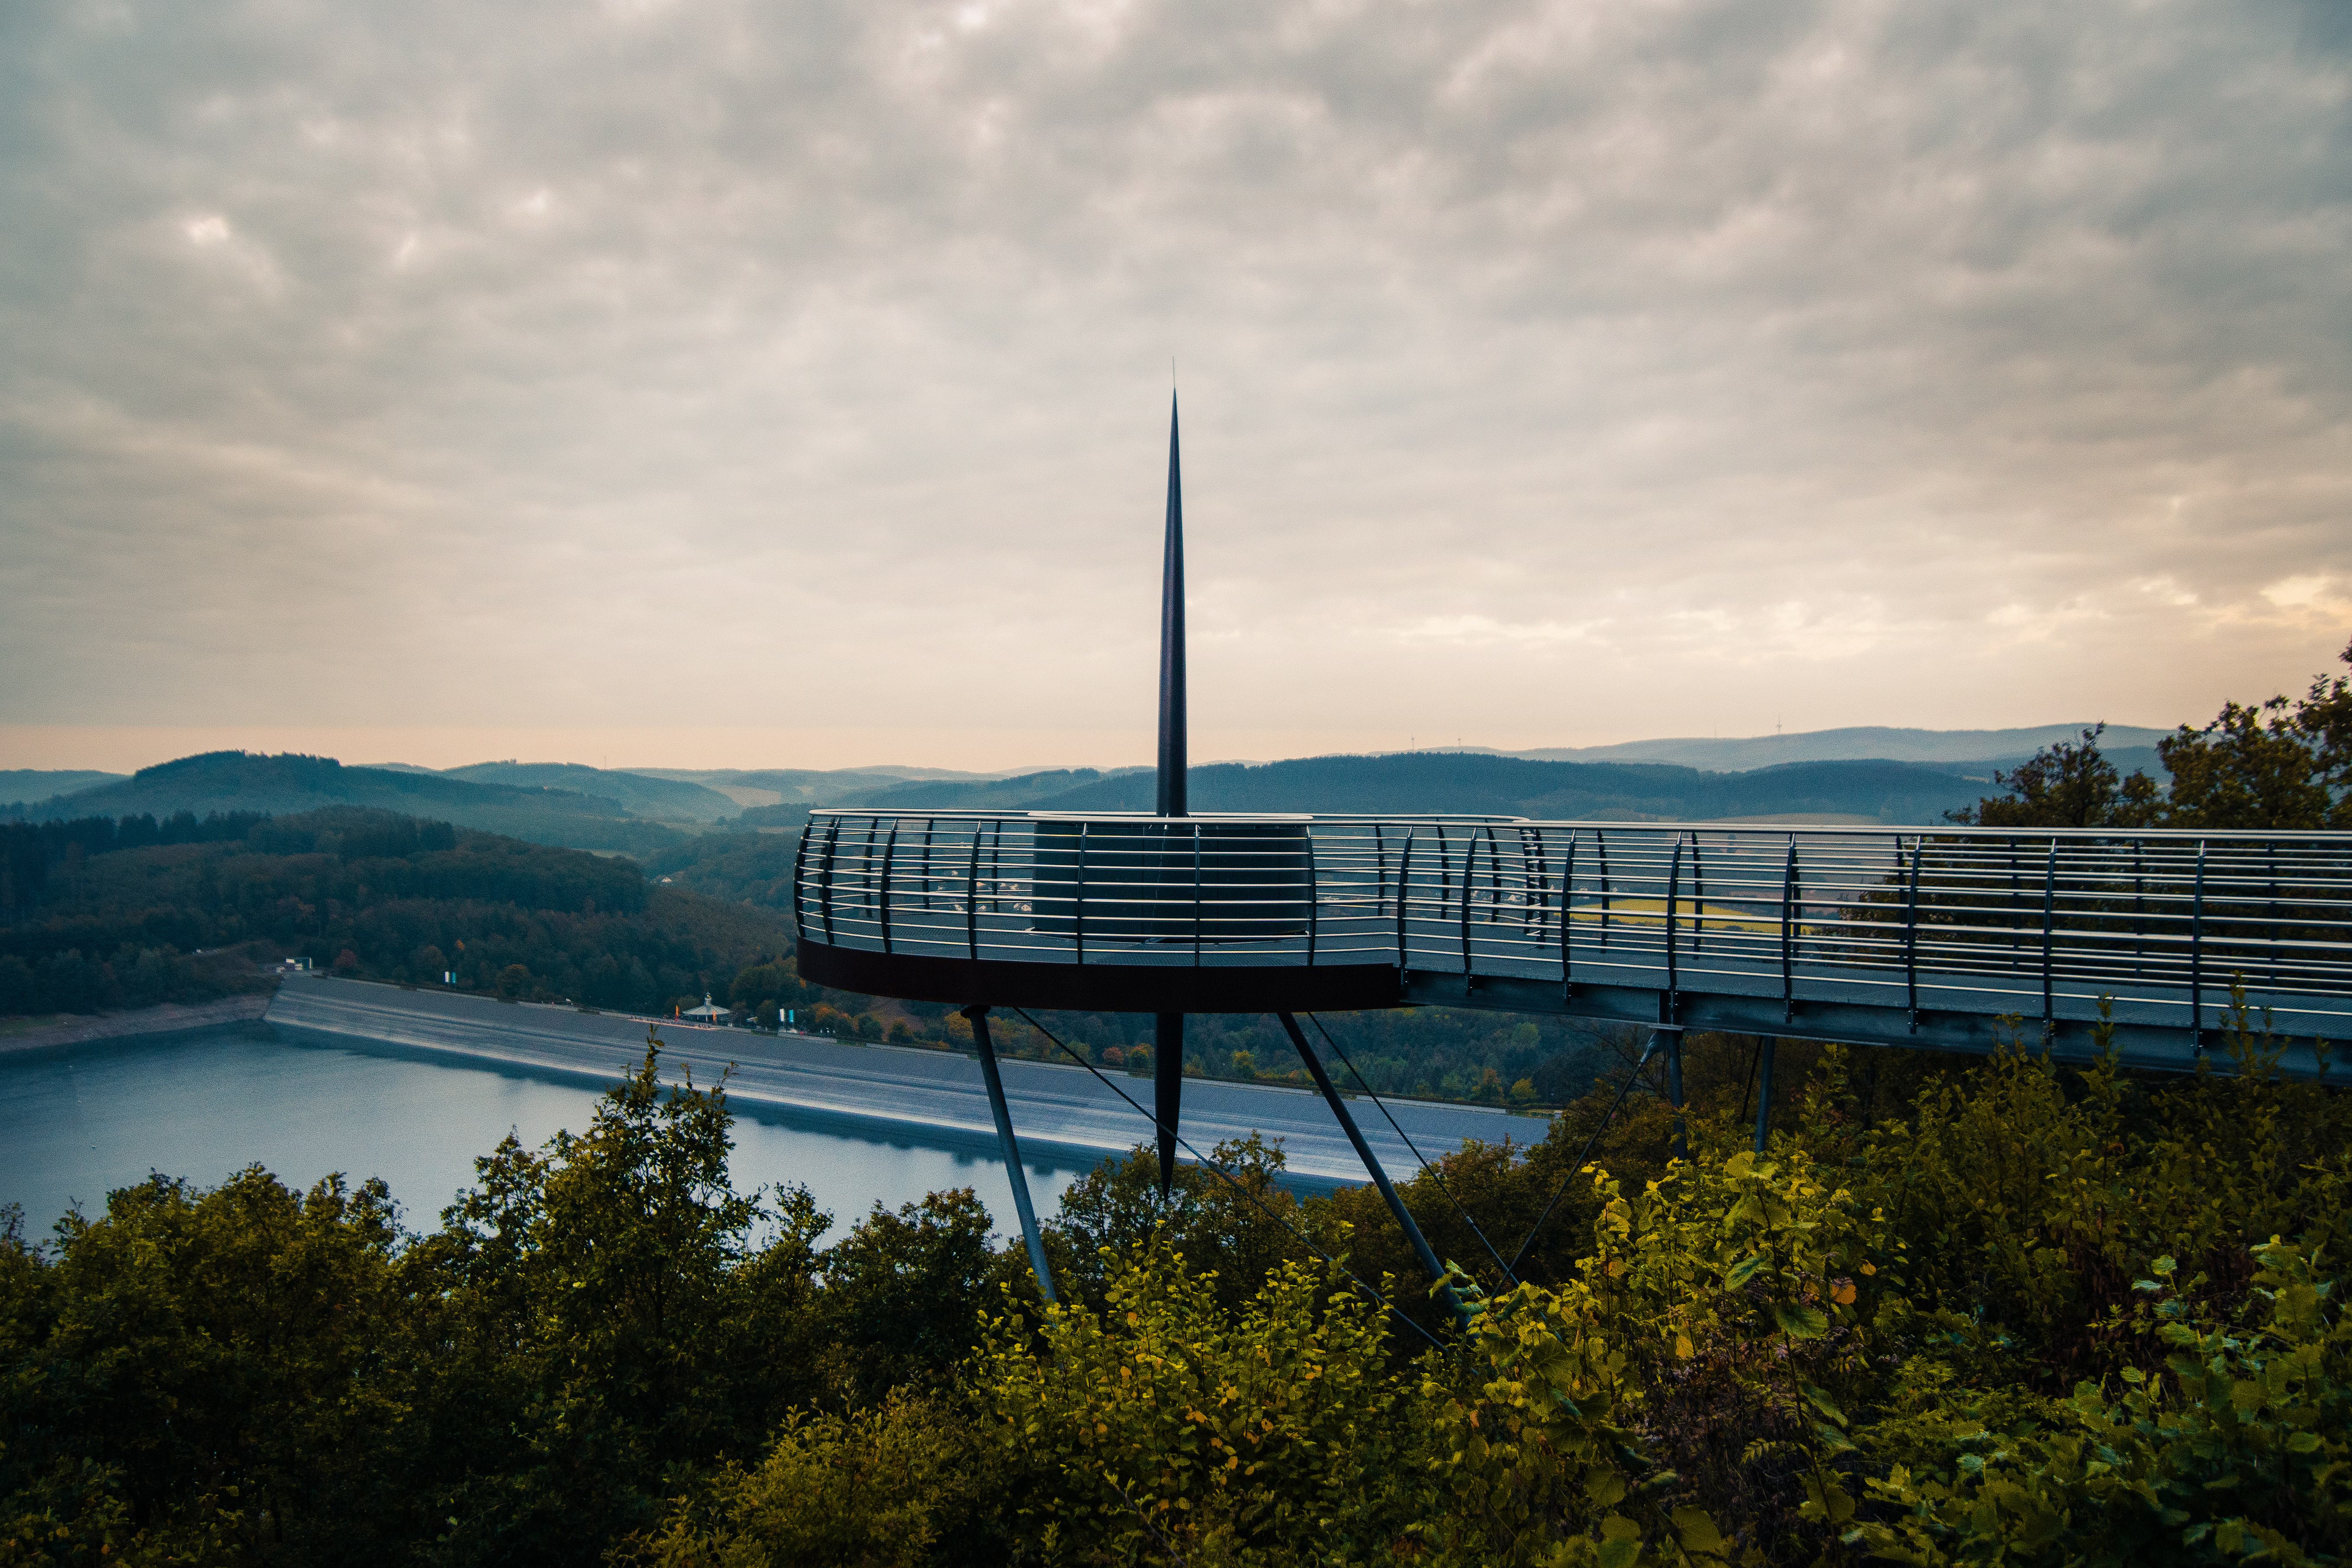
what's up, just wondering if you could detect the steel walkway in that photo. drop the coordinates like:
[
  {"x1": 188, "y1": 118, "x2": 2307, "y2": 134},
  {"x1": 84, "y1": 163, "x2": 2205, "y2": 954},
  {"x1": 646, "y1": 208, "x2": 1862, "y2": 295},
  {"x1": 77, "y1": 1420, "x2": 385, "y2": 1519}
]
[{"x1": 794, "y1": 813, "x2": 2352, "y2": 1079}]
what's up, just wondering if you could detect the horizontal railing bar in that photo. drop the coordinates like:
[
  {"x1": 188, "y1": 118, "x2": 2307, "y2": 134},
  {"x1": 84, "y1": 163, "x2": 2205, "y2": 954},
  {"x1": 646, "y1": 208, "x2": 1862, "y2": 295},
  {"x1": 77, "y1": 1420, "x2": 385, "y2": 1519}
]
[{"x1": 805, "y1": 807, "x2": 2352, "y2": 847}]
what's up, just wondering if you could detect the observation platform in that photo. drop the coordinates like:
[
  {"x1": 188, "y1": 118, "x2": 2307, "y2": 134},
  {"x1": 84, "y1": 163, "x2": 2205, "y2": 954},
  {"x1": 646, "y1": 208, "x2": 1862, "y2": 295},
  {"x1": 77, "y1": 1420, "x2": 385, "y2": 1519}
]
[{"x1": 794, "y1": 811, "x2": 2352, "y2": 1079}]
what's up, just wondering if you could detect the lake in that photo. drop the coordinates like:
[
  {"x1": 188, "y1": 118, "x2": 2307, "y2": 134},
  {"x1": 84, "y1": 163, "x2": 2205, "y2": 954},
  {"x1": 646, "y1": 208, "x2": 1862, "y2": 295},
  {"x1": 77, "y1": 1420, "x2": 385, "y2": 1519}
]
[{"x1": 0, "y1": 1027, "x2": 1098, "y2": 1245}]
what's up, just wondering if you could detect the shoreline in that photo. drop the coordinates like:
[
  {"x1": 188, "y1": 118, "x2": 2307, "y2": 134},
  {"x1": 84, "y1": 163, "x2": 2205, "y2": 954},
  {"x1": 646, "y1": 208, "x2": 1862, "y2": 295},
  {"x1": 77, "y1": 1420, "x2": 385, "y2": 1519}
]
[
  {"x1": 2, "y1": 978, "x2": 1544, "y2": 1192},
  {"x1": 0, "y1": 994, "x2": 275, "y2": 1058},
  {"x1": 258, "y1": 975, "x2": 1525, "y2": 1186}
]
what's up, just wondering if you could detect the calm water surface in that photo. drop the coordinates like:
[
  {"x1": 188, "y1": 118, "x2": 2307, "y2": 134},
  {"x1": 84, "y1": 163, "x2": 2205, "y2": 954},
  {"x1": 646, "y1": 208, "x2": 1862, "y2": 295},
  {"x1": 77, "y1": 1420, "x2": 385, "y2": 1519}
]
[{"x1": 1, "y1": 1028, "x2": 1096, "y2": 1243}]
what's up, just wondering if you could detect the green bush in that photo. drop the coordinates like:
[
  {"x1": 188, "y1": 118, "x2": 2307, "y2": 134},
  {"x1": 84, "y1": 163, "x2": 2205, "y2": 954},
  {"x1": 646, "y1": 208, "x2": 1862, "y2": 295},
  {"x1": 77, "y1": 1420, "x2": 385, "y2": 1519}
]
[
  {"x1": 972, "y1": 1245, "x2": 1420, "y2": 1566},
  {"x1": 623, "y1": 1395, "x2": 987, "y2": 1568},
  {"x1": 1857, "y1": 1240, "x2": 2351, "y2": 1565}
]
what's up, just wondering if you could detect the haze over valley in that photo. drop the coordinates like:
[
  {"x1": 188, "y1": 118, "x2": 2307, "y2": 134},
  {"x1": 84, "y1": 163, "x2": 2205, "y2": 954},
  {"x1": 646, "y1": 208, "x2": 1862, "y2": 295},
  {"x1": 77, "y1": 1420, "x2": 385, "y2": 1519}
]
[{"x1": 3, "y1": 719, "x2": 2176, "y2": 846}]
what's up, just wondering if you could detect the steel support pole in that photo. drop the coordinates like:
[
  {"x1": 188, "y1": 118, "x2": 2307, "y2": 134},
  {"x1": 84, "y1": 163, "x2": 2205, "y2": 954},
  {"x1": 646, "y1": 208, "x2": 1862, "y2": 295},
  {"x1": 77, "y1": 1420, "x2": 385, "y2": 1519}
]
[
  {"x1": 964, "y1": 1006, "x2": 1057, "y2": 1304},
  {"x1": 1661, "y1": 1025, "x2": 1687, "y2": 1163},
  {"x1": 1154, "y1": 1013, "x2": 1184, "y2": 1196},
  {"x1": 1753, "y1": 1036, "x2": 1776, "y2": 1155},
  {"x1": 1276, "y1": 1012, "x2": 1469, "y2": 1326}
]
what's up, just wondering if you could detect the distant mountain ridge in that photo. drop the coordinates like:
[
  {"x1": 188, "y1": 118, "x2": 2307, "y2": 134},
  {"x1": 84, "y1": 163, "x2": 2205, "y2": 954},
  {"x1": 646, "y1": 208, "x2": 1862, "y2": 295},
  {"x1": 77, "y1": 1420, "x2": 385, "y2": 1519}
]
[
  {"x1": 836, "y1": 768, "x2": 1139, "y2": 813},
  {"x1": 1491, "y1": 722, "x2": 2172, "y2": 771},
  {"x1": 435, "y1": 762, "x2": 742, "y2": 822},
  {"x1": 0, "y1": 770, "x2": 128, "y2": 805},
  {"x1": 809, "y1": 752, "x2": 1994, "y2": 825},
  {"x1": 3, "y1": 722, "x2": 2161, "y2": 845},
  {"x1": 4, "y1": 752, "x2": 687, "y2": 855},
  {"x1": 630, "y1": 764, "x2": 1150, "y2": 805}
]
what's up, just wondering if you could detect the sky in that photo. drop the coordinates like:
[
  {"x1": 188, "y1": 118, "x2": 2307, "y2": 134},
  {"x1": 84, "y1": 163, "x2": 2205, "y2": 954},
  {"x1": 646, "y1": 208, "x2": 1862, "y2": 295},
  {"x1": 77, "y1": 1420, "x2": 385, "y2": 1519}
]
[{"x1": 3, "y1": 0, "x2": 2349, "y2": 775}]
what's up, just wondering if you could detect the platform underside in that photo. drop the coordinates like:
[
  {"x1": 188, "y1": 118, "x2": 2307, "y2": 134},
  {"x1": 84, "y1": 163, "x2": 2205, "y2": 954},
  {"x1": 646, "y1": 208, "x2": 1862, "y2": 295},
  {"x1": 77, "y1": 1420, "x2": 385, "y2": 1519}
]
[
  {"x1": 799, "y1": 939, "x2": 2337, "y2": 1080},
  {"x1": 1397, "y1": 970, "x2": 2286, "y2": 1075},
  {"x1": 799, "y1": 941, "x2": 1403, "y2": 1014}
]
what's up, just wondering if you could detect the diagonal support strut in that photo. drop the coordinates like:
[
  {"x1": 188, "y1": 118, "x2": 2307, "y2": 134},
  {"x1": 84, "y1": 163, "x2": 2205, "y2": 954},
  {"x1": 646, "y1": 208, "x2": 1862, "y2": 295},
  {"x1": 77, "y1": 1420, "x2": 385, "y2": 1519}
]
[
  {"x1": 964, "y1": 1005, "x2": 1056, "y2": 1303},
  {"x1": 1276, "y1": 1011, "x2": 1470, "y2": 1326}
]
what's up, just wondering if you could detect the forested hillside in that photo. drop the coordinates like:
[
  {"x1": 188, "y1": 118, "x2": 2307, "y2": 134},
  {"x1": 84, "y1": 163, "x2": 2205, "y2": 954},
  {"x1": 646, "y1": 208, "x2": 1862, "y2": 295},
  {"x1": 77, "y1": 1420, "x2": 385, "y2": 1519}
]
[
  {"x1": 641, "y1": 829, "x2": 802, "y2": 908},
  {"x1": 0, "y1": 807, "x2": 788, "y2": 1018},
  {"x1": 2, "y1": 752, "x2": 689, "y2": 856},
  {"x1": 432, "y1": 761, "x2": 742, "y2": 823},
  {"x1": 0, "y1": 771, "x2": 126, "y2": 803},
  {"x1": 636, "y1": 764, "x2": 1013, "y2": 804}
]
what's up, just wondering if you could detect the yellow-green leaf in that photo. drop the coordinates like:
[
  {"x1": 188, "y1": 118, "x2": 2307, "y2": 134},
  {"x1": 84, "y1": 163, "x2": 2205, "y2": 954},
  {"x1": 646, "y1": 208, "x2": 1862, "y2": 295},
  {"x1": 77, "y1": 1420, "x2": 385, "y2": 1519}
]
[
  {"x1": 1673, "y1": 1505, "x2": 1727, "y2": 1555},
  {"x1": 1774, "y1": 1304, "x2": 1829, "y2": 1340}
]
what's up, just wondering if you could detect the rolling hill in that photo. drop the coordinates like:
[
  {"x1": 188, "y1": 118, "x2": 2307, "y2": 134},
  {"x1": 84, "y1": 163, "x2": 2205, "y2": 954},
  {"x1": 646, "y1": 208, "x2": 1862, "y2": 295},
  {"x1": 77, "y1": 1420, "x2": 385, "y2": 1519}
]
[
  {"x1": 3, "y1": 752, "x2": 689, "y2": 855},
  {"x1": 628, "y1": 764, "x2": 1122, "y2": 806},
  {"x1": 1501, "y1": 722, "x2": 2172, "y2": 771},
  {"x1": 829, "y1": 768, "x2": 1141, "y2": 812},
  {"x1": 3, "y1": 722, "x2": 2148, "y2": 847},
  {"x1": 434, "y1": 762, "x2": 743, "y2": 823},
  {"x1": 1, "y1": 804, "x2": 789, "y2": 1017},
  {"x1": 0, "y1": 770, "x2": 129, "y2": 807},
  {"x1": 785, "y1": 752, "x2": 1996, "y2": 824}
]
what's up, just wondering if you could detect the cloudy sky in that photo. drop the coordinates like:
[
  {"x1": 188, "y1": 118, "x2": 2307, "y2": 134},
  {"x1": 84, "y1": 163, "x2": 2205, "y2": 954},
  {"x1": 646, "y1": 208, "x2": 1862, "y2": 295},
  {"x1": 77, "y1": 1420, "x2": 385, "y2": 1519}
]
[{"x1": 3, "y1": 0, "x2": 2349, "y2": 773}]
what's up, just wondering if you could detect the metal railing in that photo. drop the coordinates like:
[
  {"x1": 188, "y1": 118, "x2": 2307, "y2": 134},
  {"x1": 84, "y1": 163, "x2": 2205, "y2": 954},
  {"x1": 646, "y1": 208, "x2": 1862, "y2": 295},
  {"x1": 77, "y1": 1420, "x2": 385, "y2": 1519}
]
[{"x1": 793, "y1": 810, "x2": 2352, "y2": 1057}]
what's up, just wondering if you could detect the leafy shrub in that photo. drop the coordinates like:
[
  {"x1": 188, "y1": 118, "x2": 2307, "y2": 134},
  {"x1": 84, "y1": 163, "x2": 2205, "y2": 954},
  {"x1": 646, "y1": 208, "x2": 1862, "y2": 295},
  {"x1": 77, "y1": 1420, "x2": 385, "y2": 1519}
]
[
  {"x1": 1858, "y1": 1240, "x2": 2352, "y2": 1565},
  {"x1": 623, "y1": 1395, "x2": 986, "y2": 1568},
  {"x1": 972, "y1": 1245, "x2": 1420, "y2": 1566}
]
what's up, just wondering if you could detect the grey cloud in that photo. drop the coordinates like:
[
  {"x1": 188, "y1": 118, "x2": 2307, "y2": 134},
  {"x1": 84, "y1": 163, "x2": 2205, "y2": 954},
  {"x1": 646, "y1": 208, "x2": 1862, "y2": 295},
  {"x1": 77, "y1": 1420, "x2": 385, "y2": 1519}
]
[{"x1": 1, "y1": 0, "x2": 2347, "y2": 754}]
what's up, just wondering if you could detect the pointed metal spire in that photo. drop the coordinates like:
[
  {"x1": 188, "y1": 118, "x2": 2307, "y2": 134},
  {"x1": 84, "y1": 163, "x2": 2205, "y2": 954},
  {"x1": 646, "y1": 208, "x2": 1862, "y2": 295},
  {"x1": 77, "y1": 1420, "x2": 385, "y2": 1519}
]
[
  {"x1": 1155, "y1": 391, "x2": 1186, "y2": 1194},
  {"x1": 1156, "y1": 392, "x2": 1187, "y2": 817}
]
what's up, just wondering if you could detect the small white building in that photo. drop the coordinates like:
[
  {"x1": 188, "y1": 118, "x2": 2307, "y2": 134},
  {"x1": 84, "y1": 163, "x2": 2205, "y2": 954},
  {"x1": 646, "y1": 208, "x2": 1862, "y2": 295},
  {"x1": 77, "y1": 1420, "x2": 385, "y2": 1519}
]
[{"x1": 681, "y1": 993, "x2": 729, "y2": 1022}]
